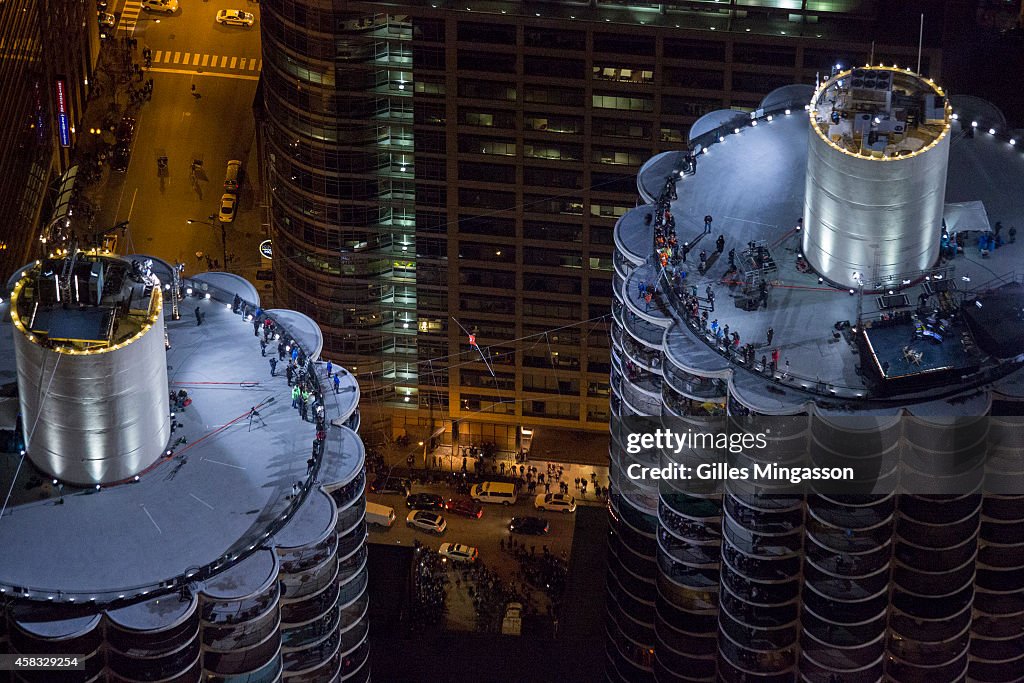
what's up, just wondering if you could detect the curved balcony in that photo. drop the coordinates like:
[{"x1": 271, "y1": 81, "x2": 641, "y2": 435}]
[
  {"x1": 282, "y1": 603, "x2": 343, "y2": 650},
  {"x1": 806, "y1": 519, "x2": 892, "y2": 554},
  {"x1": 801, "y1": 609, "x2": 886, "y2": 648},
  {"x1": 893, "y1": 561, "x2": 975, "y2": 598},
  {"x1": 896, "y1": 513, "x2": 980, "y2": 550},
  {"x1": 718, "y1": 637, "x2": 795, "y2": 676},
  {"x1": 970, "y1": 634, "x2": 1024, "y2": 665},
  {"x1": 724, "y1": 497, "x2": 802, "y2": 535},
  {"x1": 610, "y1": 604, "x2": 656, "y2": 647},
  {"x1": 284, "y1": 619, "x2": 368, "y2": 675},
  {"x1": 203, "y1": 633, "x2": 281, "y2": 678},
  {"x1": 973, "y1": 613, "x2": 1024, "y2": 639},
  {"x1": 107, "y1": 639, "x2": 201, "y2": 682},
  {"x1": 653, "y1": 643, "x2": 716, "y2": 682},
  {"x1": 663, "y1": 389, "x2": 725, "y2": 418},
  {"x1": 885, "y1": 650, "x2": 968, "y2": 682},
  {"x1": 719, "y1": 590, "x2": 797, "y2": 630},
  {"x1": 107, "y1": 618, "x2": 199, "y2": 658},
  {"x1": 722, "y1": 545, "x2": 800, "y2": 582},
  {"x1": 888, "y1": 631, "x2": 970, "y2": 668},
  {"x1": 661, "y1": 492, "x2": 721, "y2": 521},
  {"x1": 981, "y1": 518, "x2": 1024, "y2": 544},
  {"x1": 891, "y1": 583, "x2": 973, "y2": 620},
  {"x1": 203, "y1": 607, "x2": 281, "y2": 651},
  {"x1": 334, "y1": 497, "x2": 366, "y2": 536},
  {"x1": 613, "y1": 324, "x2": 662, "y2": 373},
  {"x1": 802, "y1": 589, "x2": 887, "y2": 626},
  {"x1": 800, "y1": 630, "x2": 884, "y2": 672},
  {"x1": 803, "y1": 562, "x2": 889, "y2": 602},
  {"x1": 607, "y1": 568, "x2": 657, "y2": 622},
  {"x1": 799, "y1": 653, "x2": 882, "y2": 681},
  {"x1": 201, "y1": 583, "x2": 281, "y2": 626},
  {"x1": 806, "y1": 540, "x2": 890, "y2": 578},
  {"x1": 616, "y1": 538, "x2": 658, "y2": 580},
  {"x1": 719, "y1": 609, "x2": 797, "y2": 651},
  {"x1": 199, "y1": 651, "x2": 281, "y2": 683},
  {"x1": 720, "y1": 570, "x2": 800, "y2": 607},
  {"x1": 661, "y1": 503, "x2": 721, "y2": 544},
  {"x1": 723, "y1": 517, "x2": 801, "y2": 559},
  {"x1": 977, "y1": 565, "x2": 1024, "y2": 593},
  {"x1": 662, "y1": 364, "x2": 727, "y2": 401},
  {"x1": 895, "y1": 537, "x2": 976, "y2": 571},
  {"x1": 282, "y1": 556, "x2": 340, "y2": 603},
  {"x1": 724, "y1": 489, "x2": 802, "y2": 512},
  {"x1": 612, "y1": 492, "x2": 659, "y2": 534},
  {"x1": 900, "y1": 462, "x2": 984, "y2": 494},
  {"x1": 974, "y1": 589, "x2": 1024, "y2": 616},
  {"x1": 889, "y1": 607, "x2": 972, "y2": 642},
  {"x1": 656, "y1": 601, "x2": 718, "y2": 635},
  {"x1": 659, "y1": 553, "x2": 718, "y2": 590},
  {"x1": 621, "y1": 308, "x2": 669, "y2": 347},
  {"x1": 899, "y1": 494, "x2": 982, "y2": 525},
  {"x1": 279, "y1": 535, "x2": 339, "y2": 576},
  {"x1": 658, "y1": 528, "x2": 719, "y2": 568},
  {"x1": 982, "y1": 495, "x2": 1024, "y2": 521},
  {"x1": 969, "y1": 656, "x2": 1024, "y2": 683},
  {"x1": 606, "y1": 628, "x2": 655, "y2": 680},
  {"x1": 328, "y1": 469, "x2": 366, "y2": 512},
  {"x1": 806, "y1": 496, "x2": 893, "y2": 531},
  {"x1": 657, "y1": 574, "x2": 718, "y2": 613}
]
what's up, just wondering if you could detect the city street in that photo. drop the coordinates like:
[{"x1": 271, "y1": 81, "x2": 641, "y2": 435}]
[{"x1": 93, "y1": 1, "x2": 266, "y2": 285}]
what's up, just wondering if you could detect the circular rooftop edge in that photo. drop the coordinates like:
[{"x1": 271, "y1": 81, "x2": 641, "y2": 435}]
[{"x1": 809, "y1": 65, "x2": 952, "y2": 162}]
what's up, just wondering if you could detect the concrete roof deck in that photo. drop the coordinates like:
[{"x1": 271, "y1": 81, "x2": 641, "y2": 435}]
[
  {"x1": 0, "y1": 275, "x2": 363, "y2": 603},
  {"x1": 627, "y1": 107, "x2": 1024, "y2": 412}
]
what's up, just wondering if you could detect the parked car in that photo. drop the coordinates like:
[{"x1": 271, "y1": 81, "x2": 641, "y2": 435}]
[
  {"x1": 110, "y1": 116, "x2": 136, "y2": 172},
  {"x1": 406, "y1": 493, "x2": 444, "y2": 511},
  {"x1": 142, "y1": 0, "x2": 178, "y2": 13},
  {"x1": 216, "y1": 9, "x2": 255, "y2": 26},
  {"x1": 534, "y1": 493, "x2": 576, "y2": 513},
  {"x1": 369, "y1": 476, "x2": 410, "y2": 496},
  {"x1": 438, "y1": 543, "x2": 478, "y2": 563},
  {"x1": 218, "y1": 193, "x2": 237, "y2": 223},
  {"x1": 509, "y1": 516, "x2": 549, "y2": 535},
  {"x1": 445, "y1": 497, "x2": 483, "y2": 519},
  {"x1": 406, "y1": 510, "x2": 446, "y2": 535}
]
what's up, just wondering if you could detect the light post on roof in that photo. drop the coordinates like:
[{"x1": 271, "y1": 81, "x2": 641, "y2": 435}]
[{"x1": 186, "y1": 214, "x2": 226, "y2": 271}]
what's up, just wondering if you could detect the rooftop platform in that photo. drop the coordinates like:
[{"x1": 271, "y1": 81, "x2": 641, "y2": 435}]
[
  {"x1": 0, "y1": 270, "x2": 364, "y2": 603},
  {"x1": 625, "y1": 100, "x2": 1024, "y2": 413}
]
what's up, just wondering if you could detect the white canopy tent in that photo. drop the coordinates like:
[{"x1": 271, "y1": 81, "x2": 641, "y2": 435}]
[{"x1": 944, "y1": 200, "x2": 992, "y2": 233}]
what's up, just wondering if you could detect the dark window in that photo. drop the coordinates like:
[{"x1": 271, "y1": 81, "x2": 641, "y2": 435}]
[
  {"x1": 459, "y1": 214, "x2": 515, "y2": 237},
  {"x1": 524, "y1": 27, "x2": 584, "y2": 51},
  {"x1": 732, "y1": 71, "x2": 795, "y2": 95},
  {"x1": 457, "y1": 21, "x2": 516, "y2": 44},
  {"x1": 733, "y1": 43, "x2": 797, "y2": 67},
  {"x1": 524, "y1": 168, "x2": 581, "y2": 189},
  {"x1": 594, "y1": 32, "x2": 655, "y2": 56},
  {"x1": 460, "y1": 162, "x2": 516, "y2": 184},
  {"x1": 416, "y1": 131, "x2": 445, "y2": 153},
  {"x1": 417, "y1": 159, "x2": 447, "y2": 181},
  {"x1": 458, "y1": 189, "x2": 516, "y2": 210},
  {"x1": 664, "y1": 38, "x2": 725, "y2": 62},
  {"x1": 525, "y1": 56, "x2": 584, "y2": 79},
  {"x1": 664, "y1": 67, "x2": 725, "y2": 90},
  {"x1": 416, "y1": 211, "x2": 448, "y2": 234},
  {"x1": 591, "y1": 172, "x2": 639, "y2": 194},
  {"x1": 413, "y1": 18, "x2": 445, "y2": 42},
  {"x1": 458, "y1": 50, "x2": 516, "y2": 74},
  {"x1": 413, "y1": 46, "x2": 445, "y2": 70}
]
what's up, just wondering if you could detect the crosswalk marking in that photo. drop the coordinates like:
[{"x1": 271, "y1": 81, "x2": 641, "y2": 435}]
[
  {"x1": 147, "y1": 50, "x2": 262, "y2": 74},
  {"x1": 117, "y1": 0, "x2": 142, "y2": 35}
]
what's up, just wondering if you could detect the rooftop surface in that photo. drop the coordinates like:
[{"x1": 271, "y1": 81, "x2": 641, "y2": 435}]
[
  {"x1": 0, "y1": 270, "x2": 362, "y2": 601},
  {"x1": 620, "y1": 104, "x2": 1024, "y2": 413}
]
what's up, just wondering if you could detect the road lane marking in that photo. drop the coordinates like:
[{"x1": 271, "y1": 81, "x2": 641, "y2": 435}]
[
  {"x1": 154, "y1": 50, "x2": 164, "y2": 62},
  {"x1": 220, "y1": 56, "x2": 227, "y2": 67},
  {"x1": 201, "y1": 54, "x2": 209, "y2": 67},
  {"x1": 250, "y1": 60, "x2": 259, "y2": 71},
  {"x1": 239, "y1": 58, "x2": 247, "y2": 70},
  {"x1": 173, "y1": 52, "x2": 181, "y2": 64},
  {"x1": 229, "y1": 57, "x2": 237, "y2": 69},
  {"x1": 193, "y1": 53, "x2": 202, "y2": 65},
  {"x1": 144, "y1": 67, "x2": 261, "y2": 81}
]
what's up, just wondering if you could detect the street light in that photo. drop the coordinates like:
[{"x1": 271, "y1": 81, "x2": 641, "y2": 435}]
[{"x1": 186, "y1": 214, "x2": 226, "y2": 270}]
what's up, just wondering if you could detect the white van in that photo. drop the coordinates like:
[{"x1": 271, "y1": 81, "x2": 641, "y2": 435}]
[
  {"x1": 364, "y1": 502, "x2": 395, "y2": 528},
  {"x1": 142, "y1": 0, "x2": 178, "y2": 13},
  {"x1": 470, "y1": 481, "x2": 518, "y2": 506}
]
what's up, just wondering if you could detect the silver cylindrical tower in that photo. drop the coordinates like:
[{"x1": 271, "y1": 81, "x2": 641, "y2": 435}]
[
  {"x1": 10, "y1": 254, "x2": 170, "y2": 485},
  {"x1": 803, "y1": 66, "x2": 952, "y2": 289}
]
